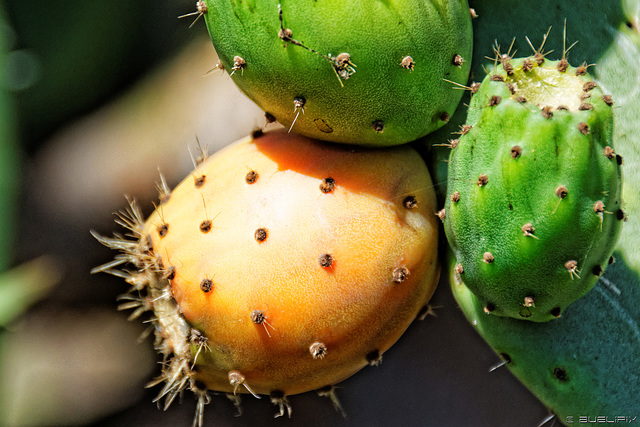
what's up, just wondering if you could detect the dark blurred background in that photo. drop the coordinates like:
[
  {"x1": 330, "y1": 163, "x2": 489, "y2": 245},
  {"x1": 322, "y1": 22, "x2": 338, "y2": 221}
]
[{"x1": 5, "y1": 0, "x2": 637, "y2": 425}]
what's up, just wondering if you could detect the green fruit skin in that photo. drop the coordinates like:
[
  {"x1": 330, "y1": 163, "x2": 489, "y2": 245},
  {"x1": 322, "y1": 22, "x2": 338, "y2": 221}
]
[
  {"x1": 450, "y1": 252, "x2": 640, "y2": 423},
  {"x1": 202, "y1": 0, "x2": 472, "y2": 146},
  {"x1": 444, "y1": 59, "x2": 623, "y2": 322}
]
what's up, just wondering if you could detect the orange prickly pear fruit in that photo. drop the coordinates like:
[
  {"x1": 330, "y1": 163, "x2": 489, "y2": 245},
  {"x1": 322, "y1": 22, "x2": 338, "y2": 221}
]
[{"x1": 93, "y1": 128, "x2": 440, "y2": 424}]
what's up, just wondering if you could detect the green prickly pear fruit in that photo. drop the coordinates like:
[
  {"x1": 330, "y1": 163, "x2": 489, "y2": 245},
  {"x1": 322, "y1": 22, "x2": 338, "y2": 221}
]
[
  {"x1": 450, "y1": 252, "x2": 640, "y2": 421},
  {"x1": 442, "y1": 53, "x2": 624, "y2": 322},
  {"x1": 93, "y1": 129, "x2": 440, "y2": 424},
  {"x1": 197, "y1": 0, "x2": 473, "y2": 146}
]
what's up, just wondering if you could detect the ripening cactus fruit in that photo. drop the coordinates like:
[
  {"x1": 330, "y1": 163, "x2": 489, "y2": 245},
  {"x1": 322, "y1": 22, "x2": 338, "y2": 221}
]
[
  {"x1": 93, "y1": 129, "x2": 440, "y2": 424},
  {"x1": 442, "y1": 48, "x2": 624, "y2": 322},
  {"x1": 450, "y1": 253, "x2": 640, "y2": 421},
  {"x1": 195, "y1": 0, "x2": 473, "y2": 146}
]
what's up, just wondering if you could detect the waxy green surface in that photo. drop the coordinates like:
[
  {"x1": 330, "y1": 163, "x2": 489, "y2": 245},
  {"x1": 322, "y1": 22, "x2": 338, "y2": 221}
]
[
  {"x1": 450, "y1": 253, "x2": 640, "y2": 421},
  {"x1": 444, "y1": 59, "x2": 623, "y2": 322},
  {"x1": 202, "y1": 0, "x2": 472, "y2": 146}
]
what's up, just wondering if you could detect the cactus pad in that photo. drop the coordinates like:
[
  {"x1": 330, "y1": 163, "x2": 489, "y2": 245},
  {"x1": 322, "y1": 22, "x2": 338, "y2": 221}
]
[{"x1": 450, "y1": 253, "x2": 640, "y2": 421}]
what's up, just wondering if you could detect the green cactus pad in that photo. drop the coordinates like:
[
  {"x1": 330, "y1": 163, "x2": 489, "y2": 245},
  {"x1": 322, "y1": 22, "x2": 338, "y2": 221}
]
[
  {"x1": 200, "y1": 0, "x2": 473, "y2": 146},
  {"x1": 450, "y1": 252, "x2": 640, "y2": 421},
  {"x1": 443, "y1": 58, "x2": 624, "y2": 322}
]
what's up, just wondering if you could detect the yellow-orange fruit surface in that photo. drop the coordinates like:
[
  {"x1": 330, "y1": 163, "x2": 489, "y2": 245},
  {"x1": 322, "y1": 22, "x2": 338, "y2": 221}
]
[{"x1": 143, "y1": 129, "x2": 439, "y2": 396}]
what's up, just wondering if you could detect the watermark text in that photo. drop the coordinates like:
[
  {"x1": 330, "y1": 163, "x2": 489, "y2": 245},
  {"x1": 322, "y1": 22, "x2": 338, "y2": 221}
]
[{"x1": 566, "y1": 416, "x2": 638, "y2": 424}]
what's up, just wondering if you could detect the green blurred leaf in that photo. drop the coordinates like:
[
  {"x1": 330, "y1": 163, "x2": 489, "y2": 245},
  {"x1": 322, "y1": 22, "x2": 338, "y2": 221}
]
[
  {"x1": 0, "y1": 257, "x2": 61, "y2": 327},
  {"x1": 5, "y1": 0, "x2": 192, "y2": 146},
  {"x1": 0, "y1": 2, "x2": 19, "y2": 270}
]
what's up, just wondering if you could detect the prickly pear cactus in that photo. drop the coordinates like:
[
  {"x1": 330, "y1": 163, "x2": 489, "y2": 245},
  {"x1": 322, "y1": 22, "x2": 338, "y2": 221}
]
[
  {"x1": 442, "y1": 54, "x2": 624, "y2": 322},
  {"x1": 450, "y1": 252, "x2": 640, "y2": 422},
  {"x1": 93, "y1": 129, "x2": 440, "y2": 423},
  {"x1": 422, "y1": 1, "x2": 640, "y2": 419},
  {"x1": 198, "y1": 0, "x2": 473, "y2": 146}
]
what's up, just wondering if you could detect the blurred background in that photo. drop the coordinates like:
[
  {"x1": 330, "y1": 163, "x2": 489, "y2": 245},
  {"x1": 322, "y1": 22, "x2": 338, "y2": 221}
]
[{"x1": 1, "y1": 0, "x2": 637, "y2": 426}]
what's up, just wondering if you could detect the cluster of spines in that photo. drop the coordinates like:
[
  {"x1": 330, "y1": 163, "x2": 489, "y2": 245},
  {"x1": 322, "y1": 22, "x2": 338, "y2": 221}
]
[
  {"x1": 91, "y1": 197, "x2": 209, "y2": 419},
  {"x1": 443, "y1": 32, "x2": 617, "y2": 126}
]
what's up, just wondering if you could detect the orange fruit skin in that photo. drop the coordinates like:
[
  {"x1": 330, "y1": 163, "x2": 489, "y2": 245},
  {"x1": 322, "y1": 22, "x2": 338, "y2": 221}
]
[{"x1": 144, "y1": 129, "x2": 439, "y2": 396}]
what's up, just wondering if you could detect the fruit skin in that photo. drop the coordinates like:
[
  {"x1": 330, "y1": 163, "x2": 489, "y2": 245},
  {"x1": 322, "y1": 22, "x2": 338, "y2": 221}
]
[
  {"x1": 94, "y1": 128, "x2": 440, "y2": 419},
  {"x1": 201, "y1": 0, "x2": 472, "y2": 146},
  {"x1": 148, "y1": 128, "x2": 439, "y2": 395},
  {"x1": 450, "y1": 252, "x2": 640, "y2": 422},
  {"x1": 443, "y1": 57, "x2": 623, "y2": 322}
]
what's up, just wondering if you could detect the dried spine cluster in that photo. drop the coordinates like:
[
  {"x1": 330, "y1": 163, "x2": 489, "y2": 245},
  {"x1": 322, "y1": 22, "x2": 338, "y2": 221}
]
[{"x1": 92, "y1": 200, "x2": 208, "y2": 419}]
